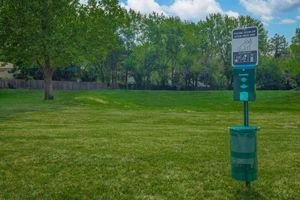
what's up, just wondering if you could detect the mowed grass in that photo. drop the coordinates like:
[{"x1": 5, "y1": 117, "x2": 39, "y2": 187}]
[{"x1": 0, "y1": 89, "x2": 299, "y2": 200}]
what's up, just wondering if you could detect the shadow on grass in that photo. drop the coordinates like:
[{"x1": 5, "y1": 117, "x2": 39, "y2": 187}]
[{"x1": 235, "y1": 187, "x2": 266, "y2": 200}]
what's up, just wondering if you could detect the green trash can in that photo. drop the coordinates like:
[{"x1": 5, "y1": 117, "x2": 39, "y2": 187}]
[{"x1": 229, "y1": 126, "x2": 258, "y2": 182}]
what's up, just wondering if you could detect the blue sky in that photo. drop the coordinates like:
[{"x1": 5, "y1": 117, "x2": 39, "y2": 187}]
[{"x1": 120, "y1": 0, "x2": 300, "y2": 42}]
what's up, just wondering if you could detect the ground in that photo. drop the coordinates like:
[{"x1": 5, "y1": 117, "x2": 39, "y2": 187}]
[{"x1": 0, "y1": 89, "x2": 299, "y2": 199}]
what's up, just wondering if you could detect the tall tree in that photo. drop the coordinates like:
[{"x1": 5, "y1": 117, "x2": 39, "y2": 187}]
[
  {"x1": 0, "y1": 0, "x2": 80, "y2": 99},
  {"x1": 119, "y1": 10, "x2": 143, "y2": 88},
  {"x1": 291, "y1": 28, "x2": 300, "y2": 61},
  {"x1": 290, "y1": 28, "x2": 300, "y2": 87},
  {"x1": 101, "y1": 0, "x2": 126, "y2": 88},
  {"x1": 292, "y1": 28, "x2": 300, "y2": 45},
  {"x1": 269, "y1": 34, "x2": 289, "y2": 58},
  {"x1": 78, "y1": 0, "x2": 125, "y2": 87},
  {"x1": 204, "y1": 14, "x2": 237, "y2": 88}
]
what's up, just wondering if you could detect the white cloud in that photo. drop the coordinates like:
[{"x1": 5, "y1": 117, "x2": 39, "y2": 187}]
[
  {"x1": 297, "y1": 16, "x2": 300, "y2": 20},
  {"x1": 261, "y1": 21, "x2": 269, "y2": 27},
  {"x1": 166, "y1": 0, "x2": 223, "y2": 21},
  {"x1": 121, "y1": 0, "x2": 166, "y2": 15},
  {"x1": 225, "y1": 10, "x2": 240, "y2": 18},
  {"x1": 240, "y1": 0, "x2": 300, "y2": 23},
  {"x1": 271, "y1": 0, "x2": 300, "y2": 12},
  {"x1": 80, "y1": 0, "x2": 88, "y2": 4},
  {"x1": 261, "y1": 15, "x2": 274, "y2": 22},
  {"x1": 122, "y1": 0, "x2": 240, "y2": 21},
  {"x1": 240, "y1": 0, "x2": 272, "y2": 22},
  {"x1": 280, "y1": 18, "x2": 296, "y2": 24}
]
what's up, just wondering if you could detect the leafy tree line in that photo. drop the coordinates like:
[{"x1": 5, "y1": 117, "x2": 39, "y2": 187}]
[{"x1": 1, "y1": 0, "x2": 300, "y2": 100}]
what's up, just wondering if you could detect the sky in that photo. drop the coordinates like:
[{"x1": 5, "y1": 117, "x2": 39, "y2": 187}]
[{"x1": 119, "y1": 0, "x2": 300, "y2": 42}]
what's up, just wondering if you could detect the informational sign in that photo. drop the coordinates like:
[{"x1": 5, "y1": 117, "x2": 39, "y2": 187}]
[{"x1": 232, "y1": 27, "x2": 258, "y2": 66}]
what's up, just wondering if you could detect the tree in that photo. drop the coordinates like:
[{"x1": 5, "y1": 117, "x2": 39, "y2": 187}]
[
  {"x1": 291, "y1": 28, "x2": 300, "y2": 61},
  {"x1": 2, "y1": 2, "x2": 297, "y2": 91},
  {"x1": 119, "y1": 10, "x2": 143, "y2": 88},
  {"x1": 257, "y1": 57, "x2": 282, "y2": 89},
  {"x1": 161, "y1": 17, "x2": 184, "y2": 87},
  {"x1": 290, "y1": 28, "x2": 300, "y2": 87},
  {"x1": 0, "y1": 0, "x2": 80, "y2": 99},
  {"x1": 79, "y1": 0, "x2": 125, "y2": 88},
  {"x1": 292, "y1": 28, "x2": 300, "y2": 45},
  {"x1": 101, "y1": 0, "x2": 126, "y2": 88},
  {"x1": 269, "y1": 34, "x2": 289, "y2": 58},
  {"x1": 204, "y1": 14, "x2": 235, "y2": 89}
]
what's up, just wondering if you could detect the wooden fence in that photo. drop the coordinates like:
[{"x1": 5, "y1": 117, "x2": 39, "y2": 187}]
[{"x1": 0, "y1": 79, "x2": 109, "y2": 90}]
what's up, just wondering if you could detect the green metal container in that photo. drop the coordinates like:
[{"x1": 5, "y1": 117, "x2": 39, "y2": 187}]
[{"x1": 229, "y1": 126, "x2": 258, "y2": 182}]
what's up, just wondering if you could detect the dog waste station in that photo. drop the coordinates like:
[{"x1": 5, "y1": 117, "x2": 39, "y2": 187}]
[{"x1": 229, "y1": 27, "x2": 260, "y2": 187}]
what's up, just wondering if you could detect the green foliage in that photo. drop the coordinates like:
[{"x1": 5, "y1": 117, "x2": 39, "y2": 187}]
[
  {"x1": 0, "y1": 0, "x2": 83, "y2": 99},
  {"x1": 1, "y1": 2, "x2": 299, "y2": 92},
  {"x1": 9, "y1": 61, "x2": 43, "y2": 80},
  {"x1": 268, "y1": 34, "x2": 289, "y2": 58},
  {"x1": 10, "y1": 62, "x2": 81, "y2": 81},
  {"x1": 0, "y1": 0, "x2": 80, "y2": 67},
  {"x1": 292, "y1": 28, "x2": 300, "y2": 45},
  {"x1": 257, "y1": 57, "x2": 282, "y2": 89},
  {"x1": 283, "y1": 28, "x2": 300, "y2": 89}
]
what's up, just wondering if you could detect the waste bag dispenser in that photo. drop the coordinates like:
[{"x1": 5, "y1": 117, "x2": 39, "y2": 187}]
[
  {"x1": 233, "y1": 68, "x2": 256, "y2": 102},
  {"x1": 229, "y1": 126, "x2": 259, "y2": 182}
]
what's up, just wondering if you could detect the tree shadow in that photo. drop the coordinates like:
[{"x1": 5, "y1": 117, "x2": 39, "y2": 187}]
[{"x1": 235, "y1": 187, "x2": 266, "y2": 200}]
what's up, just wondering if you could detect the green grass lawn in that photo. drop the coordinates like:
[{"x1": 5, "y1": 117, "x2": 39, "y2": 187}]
[{"x1": 0, "y1": 89, "x2": 299, "y2": 199}]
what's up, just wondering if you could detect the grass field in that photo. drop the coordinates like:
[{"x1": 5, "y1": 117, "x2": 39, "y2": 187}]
[{"x1": 0, "y1": 89, "x2": 299, "y2": 199}]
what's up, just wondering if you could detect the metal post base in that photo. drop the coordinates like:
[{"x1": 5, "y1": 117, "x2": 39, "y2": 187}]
[{"x1": 246, "y1": 181, "x2": 251, "y2": 188}]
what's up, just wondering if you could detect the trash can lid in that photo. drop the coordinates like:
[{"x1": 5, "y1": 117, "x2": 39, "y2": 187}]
[{"x1": 229, "y1": 126, "x2": 259, "y2": 131}]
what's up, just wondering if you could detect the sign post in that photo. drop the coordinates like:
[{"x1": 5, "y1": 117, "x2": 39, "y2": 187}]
[{"x1": 229, "y1": 27, "x2": 260, "y2": 188}]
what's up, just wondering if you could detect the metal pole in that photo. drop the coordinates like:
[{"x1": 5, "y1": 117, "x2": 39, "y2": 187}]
[
  {"x1": 246, "y1": 181, "x2": 251, "y2": 188},
  {"x1": 244, "y1": 101, "x2": 249, "y2": 127},
  {"x1": 244, "y1": 101, "x2": 250, "y2": 188}
]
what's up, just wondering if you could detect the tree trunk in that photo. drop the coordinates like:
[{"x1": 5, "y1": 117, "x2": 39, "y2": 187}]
[
  {"x1": 111, "y1": 69, "x2": 117, "y2": 89},
  {"x1": 97, "y1": 62, "x2": 106, "y2": 83},
  {"x1": 43, "y1": 58, "x2": 54, "y2": 100},
  {"x1": 171, "y1": 68, "x2": 175, "y2": 86},
  {"x1": 125, "y1": 69, "x2": 128, "y2": 89}
]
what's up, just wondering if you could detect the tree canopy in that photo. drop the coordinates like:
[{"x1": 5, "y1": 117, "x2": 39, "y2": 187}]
[{"x1": 1, "y1": 1, "x2": 300, "y2": 99}]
